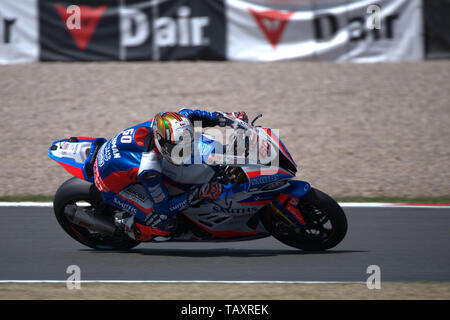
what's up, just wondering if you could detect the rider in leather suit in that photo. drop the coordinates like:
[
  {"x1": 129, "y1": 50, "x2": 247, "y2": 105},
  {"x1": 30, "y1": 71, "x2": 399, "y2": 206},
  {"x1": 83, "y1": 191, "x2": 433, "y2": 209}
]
[{"x1": 93, "y1": 109, "x2": 248, "y2": 242}]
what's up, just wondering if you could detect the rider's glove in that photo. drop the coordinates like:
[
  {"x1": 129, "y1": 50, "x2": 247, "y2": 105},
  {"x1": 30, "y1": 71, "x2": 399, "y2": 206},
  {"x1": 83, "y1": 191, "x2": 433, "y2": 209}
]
[
  {"x1": 188, "y1": 182, "x2": 222, "y2": 206},
  {"x1": 229, "y1": 111, "x2": 248, "y2": 123},
  {"x1": 145, "y1": 213, "x2": 169, "y2": 229},
  {"x1": 214, "y1": 112, "x2": 234, "y2": 127},
  {"x1": 214, "y1": 111, "x2": 248, "y2": 128}
]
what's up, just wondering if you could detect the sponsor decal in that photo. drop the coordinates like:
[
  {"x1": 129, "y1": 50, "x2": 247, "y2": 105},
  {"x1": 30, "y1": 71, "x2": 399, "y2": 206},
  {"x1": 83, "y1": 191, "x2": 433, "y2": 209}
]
[
  {"x1": 170, "y1": 199, "x2": 187, "y2": 212},
  {"x1": 97, "y1": 136, "x2": 118, "y2": 166},
  {"x1": 155, "y1": 6, "x2": 209, "y2": 47},
  {"x1": 148, "y1": 185, "x2": 165, "y2": 203},
  {"x1": 248, "y1": 8, "x2": 294, "y2": 49},
  {"x1": 0, "y1": 0, "x2": 39, "y2": 63},
  {"x1": 250, "y1": 174, "x2": 278, "y2": 185},
  {"x1": 120, "y1": 186, "x2": 149, "y2": 205},
  {"x1": 96, "y1": 144, "x2": 106, "y2": 167},
  {"x1": 60, "y1": 142, "x2": 79, "y2": 155},
  {"x1": 93, "y1": 160, "x2": 110, "y2": 192},
  {"x1": 113, "y1": 196, "x2": 137, "y2": 215},
  {"x1": 119, "y1": 0, "x2": 226, "y2": 60},
  {"x1": 110, "y1": 135, "x2": 120, "y2": 159},
  {"x1": 104, "y1": 141, "x2": 112, "y2": 162},
  {"x1": 62, "y1": 142, "x2": 70, "y2": 151},
  {"x1": 54, "y1": 4, "x2": 107, "y2": 50},
  {"x1": 39, "y1": 0, "x2": 119, "y2": 61},
  {"x1": 286, "y1": 203, "x2": 305, "y2": 225},
  {"x1": 212, "y1": 205, "x2": 258, "y2": 215},
  {"x1": 0, "y1": 15, "x2": 17, "y2": 45}
]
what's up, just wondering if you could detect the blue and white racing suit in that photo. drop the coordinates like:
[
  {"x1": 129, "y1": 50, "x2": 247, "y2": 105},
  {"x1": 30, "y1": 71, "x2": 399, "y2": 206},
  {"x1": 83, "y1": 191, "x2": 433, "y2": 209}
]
[{"x1": 93, "y1": 109, "x2": 221, "y2": 234}]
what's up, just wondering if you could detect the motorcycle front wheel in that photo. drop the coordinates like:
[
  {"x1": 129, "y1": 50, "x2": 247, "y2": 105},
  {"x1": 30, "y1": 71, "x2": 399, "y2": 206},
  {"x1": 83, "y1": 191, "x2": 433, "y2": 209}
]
[{"x1": 260, "y1": 187, "x2": 348, "y2": 251}]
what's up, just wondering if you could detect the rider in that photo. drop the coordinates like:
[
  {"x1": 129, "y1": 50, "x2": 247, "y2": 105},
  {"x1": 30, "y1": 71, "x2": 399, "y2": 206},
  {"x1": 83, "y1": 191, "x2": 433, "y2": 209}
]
[{"x1": 93, "y1": 109, "x2": 248, "y2": 242}]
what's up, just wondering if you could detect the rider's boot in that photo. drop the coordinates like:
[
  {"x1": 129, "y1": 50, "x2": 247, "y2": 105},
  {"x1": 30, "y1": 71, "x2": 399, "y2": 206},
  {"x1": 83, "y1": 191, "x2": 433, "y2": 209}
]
[
  {"x1": 115, "y1": 212, "x2": 153, "y2": 242},
  {"x1": 115, "y1": 212, "x2": 173, "y2": 242}
]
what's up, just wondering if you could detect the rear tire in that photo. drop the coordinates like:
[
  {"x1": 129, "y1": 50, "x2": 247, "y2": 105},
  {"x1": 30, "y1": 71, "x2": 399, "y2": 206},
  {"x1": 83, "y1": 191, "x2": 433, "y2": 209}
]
[
  {"x1": 53, "y1": 177, "x2": 140, "y2": 250},
  {"x1": 261, "y1": 187, "x2": 347, "y2": 251}
]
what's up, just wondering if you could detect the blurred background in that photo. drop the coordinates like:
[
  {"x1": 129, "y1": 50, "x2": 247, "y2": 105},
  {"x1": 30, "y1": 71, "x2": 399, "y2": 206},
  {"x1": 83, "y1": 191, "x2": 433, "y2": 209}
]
[{"x1": 0, "y1": 0, "x2": 449, "y2": 200}]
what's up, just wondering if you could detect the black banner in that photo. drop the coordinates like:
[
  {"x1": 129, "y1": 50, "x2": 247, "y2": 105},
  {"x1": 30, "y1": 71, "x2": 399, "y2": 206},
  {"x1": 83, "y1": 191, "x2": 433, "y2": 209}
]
[
  {"x1": 424, "y1": 0, "x2": 450, "y2": 59},
  {"x1": 39, "y1": 0, "x2": 120, "y2": 61},
  {"x1": 39, "y1": 0, "x2": 225, "y2": 62},
  {"x1": 2, "y1": 300, "x2": 448, "y2": 318}
]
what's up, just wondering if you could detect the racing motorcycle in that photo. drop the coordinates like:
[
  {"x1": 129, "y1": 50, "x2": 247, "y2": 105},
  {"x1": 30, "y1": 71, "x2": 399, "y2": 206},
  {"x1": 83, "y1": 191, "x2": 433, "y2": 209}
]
[{"x1": 48, "y1": 113, "x2": 347, "y2": 251}]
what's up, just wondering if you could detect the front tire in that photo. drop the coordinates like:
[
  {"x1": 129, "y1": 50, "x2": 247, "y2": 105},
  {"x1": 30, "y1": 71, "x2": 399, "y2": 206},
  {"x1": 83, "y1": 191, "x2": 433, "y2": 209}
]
[
  {"x1": 261, "y1": 188, "x2": 348, "y2": 251},
  {"x1": 53, "y1": 177, "x2": 140, "y2": 250}
]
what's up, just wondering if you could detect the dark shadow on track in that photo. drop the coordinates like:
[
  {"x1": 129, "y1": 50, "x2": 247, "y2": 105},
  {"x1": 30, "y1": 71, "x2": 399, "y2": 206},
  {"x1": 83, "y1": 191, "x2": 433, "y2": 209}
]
[{"x1": 81, "y1": 248, "x2": 367, "y2": 257}]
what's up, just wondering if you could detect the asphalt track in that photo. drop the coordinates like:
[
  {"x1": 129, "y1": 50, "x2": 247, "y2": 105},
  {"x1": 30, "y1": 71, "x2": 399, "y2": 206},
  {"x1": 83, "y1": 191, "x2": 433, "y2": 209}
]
[{"x1": 0, "y1": 206, "x2": 449, "y2": 282}]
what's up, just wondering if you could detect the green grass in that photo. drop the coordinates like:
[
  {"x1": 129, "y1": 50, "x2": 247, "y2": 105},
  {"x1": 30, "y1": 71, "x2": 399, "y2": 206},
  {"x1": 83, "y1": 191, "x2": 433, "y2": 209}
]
[
  {"x1": 0, "y1": 194, "x2": 449, "y2": 203},
  {"x1": 0, "y1": 195, "x2": 54, "y2": 202}
]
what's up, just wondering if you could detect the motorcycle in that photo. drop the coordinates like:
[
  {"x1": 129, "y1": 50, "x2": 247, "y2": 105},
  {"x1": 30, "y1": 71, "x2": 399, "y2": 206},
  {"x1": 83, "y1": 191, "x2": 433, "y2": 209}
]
[{"x1": 48, "y1": 113, "x2": 347, "y2": 251}]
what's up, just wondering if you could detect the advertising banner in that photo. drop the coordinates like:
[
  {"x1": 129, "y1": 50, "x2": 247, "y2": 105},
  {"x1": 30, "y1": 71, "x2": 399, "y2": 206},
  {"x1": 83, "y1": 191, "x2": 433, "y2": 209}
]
[
  {"x1": 423, "y1": 0, "x2": 450, "y2": 59},
  {"x1": 120, "y1": 0, "x2": 226, "y2": 61},
  {"x1": 39, "y1": 0, "x2": 120, "y2": 61},
  {"x1": 39, "y1": 0, "x2": 226, "y2": 61},
  {"x1": 0, "y1": 0, "x2": 427, "y2": 63},
  {"x1": 226, "y1": 0, "x2": 424, "y2": 62},
  {"x1": 0, "y1": 0, "x2": 39, "y2": 64}
]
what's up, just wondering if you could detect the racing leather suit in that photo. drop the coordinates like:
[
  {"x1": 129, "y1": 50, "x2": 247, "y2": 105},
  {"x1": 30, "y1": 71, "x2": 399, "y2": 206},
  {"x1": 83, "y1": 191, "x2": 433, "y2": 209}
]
[{"x1": 93, "y1": 109, "x2": 228, "y2": 240}]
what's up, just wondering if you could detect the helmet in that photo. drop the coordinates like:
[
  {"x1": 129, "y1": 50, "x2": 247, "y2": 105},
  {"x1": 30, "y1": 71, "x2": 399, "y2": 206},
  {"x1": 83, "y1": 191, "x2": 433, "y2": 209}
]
[{"x1": 152, "y1": 112, "x2": 194, "y2": 165}]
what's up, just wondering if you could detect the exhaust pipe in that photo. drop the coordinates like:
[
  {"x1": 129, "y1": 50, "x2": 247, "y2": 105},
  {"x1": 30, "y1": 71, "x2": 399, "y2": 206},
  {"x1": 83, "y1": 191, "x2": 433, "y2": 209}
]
[{"x1": 64, "y1": 204, "x2": 116, "y2": 235}]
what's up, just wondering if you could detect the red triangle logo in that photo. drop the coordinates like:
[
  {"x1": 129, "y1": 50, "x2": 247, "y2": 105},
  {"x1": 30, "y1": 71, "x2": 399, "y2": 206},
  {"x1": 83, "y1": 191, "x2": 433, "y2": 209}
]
[
  {"x1": 55, "y1": 4, "x2": 107, "y2": 51},
  {"x1": 248, "y1": 9, "x2": 294, "y2": 49}
]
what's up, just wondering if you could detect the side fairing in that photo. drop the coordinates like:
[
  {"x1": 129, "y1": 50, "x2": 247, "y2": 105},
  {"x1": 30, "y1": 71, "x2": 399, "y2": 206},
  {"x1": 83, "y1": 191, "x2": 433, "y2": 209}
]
[
  {"x1": 241, "y1": 166, "x2": 294, "y2": 192},
  {"x1": 277, "y1": 180, "x2": 311, "y2": 199},
  {"x1": 180, "y1": 190, "x2": 270, "y2": 240}
]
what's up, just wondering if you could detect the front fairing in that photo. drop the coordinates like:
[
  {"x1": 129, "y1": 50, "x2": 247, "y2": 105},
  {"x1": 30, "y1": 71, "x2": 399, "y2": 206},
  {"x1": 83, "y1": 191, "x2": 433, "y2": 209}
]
[
  {"x1": 203, "y1": 122, "x2": 297, "y2": 172},
  {"x1": 193, "y1": 121, "x2": 298, "y2": 193}
]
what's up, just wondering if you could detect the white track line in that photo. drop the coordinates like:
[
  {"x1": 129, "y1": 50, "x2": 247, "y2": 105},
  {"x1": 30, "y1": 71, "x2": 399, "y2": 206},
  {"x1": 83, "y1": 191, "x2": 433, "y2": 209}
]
[
  {"x1": 340, "y1": 202, "x2": 450, "y2": 209},
  {"x1": 0, "y1": 202, "x2": 449, "y2": 209},
  {"x1": 0, "y1": 202, "x2": 53, "y2": 207},
  {"x1": 0, "y1": 280, "x2": 364, "y2": 284}
]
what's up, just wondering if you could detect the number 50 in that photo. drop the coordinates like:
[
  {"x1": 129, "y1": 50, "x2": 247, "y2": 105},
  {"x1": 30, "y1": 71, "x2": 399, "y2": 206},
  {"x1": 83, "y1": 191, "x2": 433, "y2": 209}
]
[{"x1": 120, "y1": 128, "x2": 134, "y2": 144}]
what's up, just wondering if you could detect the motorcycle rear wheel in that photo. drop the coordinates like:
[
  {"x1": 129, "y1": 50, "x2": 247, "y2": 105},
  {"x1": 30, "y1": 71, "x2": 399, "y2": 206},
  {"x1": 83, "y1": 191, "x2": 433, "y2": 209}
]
[
  {"x1": 53, "y1": 177, "x2": 140, "y2": 250},
  {"x1": 261, "y1": 187, "x2": 348, "y2": 251}
]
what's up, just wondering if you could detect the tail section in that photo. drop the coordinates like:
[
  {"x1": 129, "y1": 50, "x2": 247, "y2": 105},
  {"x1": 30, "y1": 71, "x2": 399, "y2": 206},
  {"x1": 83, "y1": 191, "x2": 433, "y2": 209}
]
[{"x1": 49, "y1": 137, "x2": 106, "y2": 182}]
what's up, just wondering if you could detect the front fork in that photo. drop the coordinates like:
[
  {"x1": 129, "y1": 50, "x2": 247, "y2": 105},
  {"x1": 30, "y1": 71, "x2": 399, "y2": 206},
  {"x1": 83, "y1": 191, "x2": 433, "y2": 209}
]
[
  {"x1": 246, "y1": 180, "x2": 311, "y2": 229},
  {"x1": 273, "y1": 194, "x2": 306, "y2": 226},
  {"x1": 271, "y1": 179, "x2": 311, "y2": 226}
]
